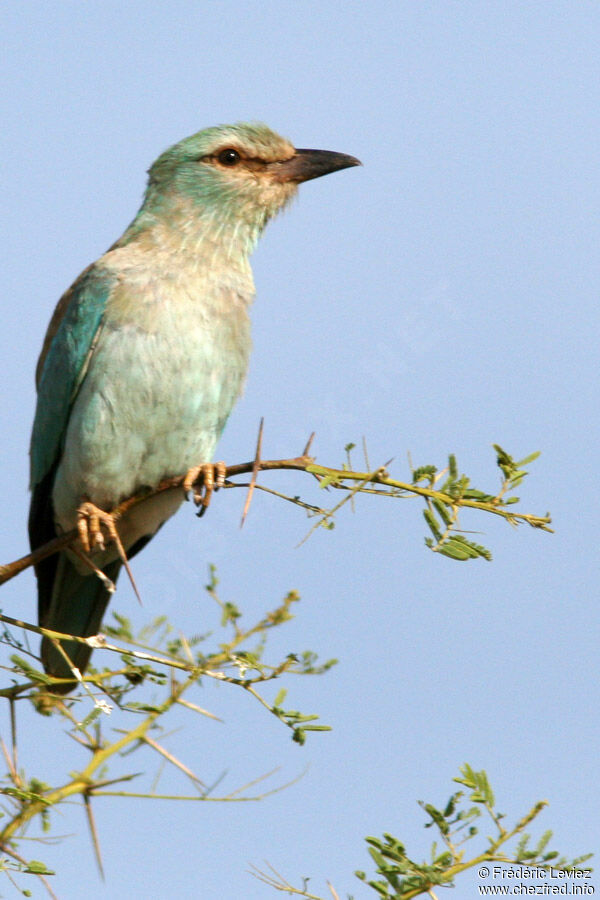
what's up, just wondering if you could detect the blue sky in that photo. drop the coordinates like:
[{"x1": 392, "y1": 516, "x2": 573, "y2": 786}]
[{"x1": 2, "y1": 3, "x2": 598, "y2": 898}]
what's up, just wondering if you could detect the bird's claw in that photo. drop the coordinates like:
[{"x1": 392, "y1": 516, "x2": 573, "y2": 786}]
[
  {"x1": 77, "y1": 502, "x2": 120, "y2": 553},
  {"x1": 183, "y1": 461, "x2": 227, "y2": 516}
]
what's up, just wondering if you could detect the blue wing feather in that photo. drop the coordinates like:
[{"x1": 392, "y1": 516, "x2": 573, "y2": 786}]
[
  {"x1": 30, "y1": 265, "x2": 116, "y2": 486},
  {"x1": 29, "y1": 265, "x2": 117, "y2": 690}
]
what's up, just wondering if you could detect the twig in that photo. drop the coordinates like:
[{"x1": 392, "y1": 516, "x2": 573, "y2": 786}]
[
  {"x1": 249, "y1": 861, "x2": 325, "y2": 899},
  {"x1": 0, "y1": 455, "x2": 313, "y2": 587},
  {"x1": 0, "y1": 446, "x2": 552, "y2": 588},
  {"x1": 0, "y1": 843, "x2": 58, "y2": 899}
]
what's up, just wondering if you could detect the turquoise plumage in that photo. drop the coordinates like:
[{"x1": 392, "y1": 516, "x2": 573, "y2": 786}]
[{"x1": 29, "y1": 122, "x2": 359, "y2": 690}]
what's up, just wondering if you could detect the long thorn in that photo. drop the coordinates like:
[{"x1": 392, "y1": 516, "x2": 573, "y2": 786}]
[
  {"x1": 362, "y1": 435, "x2": 371, "y2": 471},
  {"x1": 241, "y1": 417, "x2": 264, "y2": 528},
  {"x1": 111, "y1": 530, "x2": 142, "y2": 606},
  {"x1": 302, "y1": 431, "x2": 315, "y2": 457},
  {"x1": 9, "y1": 698, "x2": 19, "y2": 787},
  {"x1": 84, "y1": 792, "x2": 105, "y2": 880},
  {"x1": 0, "y1": 736, "x2": 17, "y2": 784}
]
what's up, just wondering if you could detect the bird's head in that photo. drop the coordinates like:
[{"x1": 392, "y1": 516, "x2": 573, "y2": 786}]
[{"x1": 142, "y1": 122, "x2": 360, "y2": 249}]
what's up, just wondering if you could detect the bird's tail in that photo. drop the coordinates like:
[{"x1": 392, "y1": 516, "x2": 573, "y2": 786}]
[{"x1": 40, "y1": 552, "x2": 122, "y2": 693}]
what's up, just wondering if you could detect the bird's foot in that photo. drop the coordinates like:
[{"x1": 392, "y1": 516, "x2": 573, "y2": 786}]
[
  {"x1": 77, "y1": 502, "x2": 120, "y2": 553},
  {"x1": 183, "y1": 461, "x2": 227, "y2": 517},
  {"x1": 75, "y1": 502, "x2": 141, "y2": 605}
]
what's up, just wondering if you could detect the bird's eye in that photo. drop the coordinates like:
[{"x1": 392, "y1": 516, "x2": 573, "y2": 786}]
[{"x1": 218, "y1": 148, "x2": 241, "y2": 167}]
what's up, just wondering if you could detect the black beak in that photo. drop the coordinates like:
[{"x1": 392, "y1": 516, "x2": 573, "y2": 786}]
[{"x1": 271, "y1": 148, "x2": 361, "y2": 183}]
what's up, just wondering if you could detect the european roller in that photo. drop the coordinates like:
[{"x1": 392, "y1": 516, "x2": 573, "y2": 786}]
[{"x1": 28, "y1": 122, "x2": 360, "y2": 690}]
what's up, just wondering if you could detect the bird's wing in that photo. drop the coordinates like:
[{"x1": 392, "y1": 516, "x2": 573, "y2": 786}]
[{"x1": 30, "y1": 264, "x2": 116, "y2": 489}]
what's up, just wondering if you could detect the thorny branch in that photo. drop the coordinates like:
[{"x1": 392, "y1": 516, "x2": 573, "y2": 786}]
[
  {"x1": 0, "y1": 439, "x2": 552, "y2": 587},
  {"x1": 0, "y1": 582, "x2": 326, "y2": 893}
]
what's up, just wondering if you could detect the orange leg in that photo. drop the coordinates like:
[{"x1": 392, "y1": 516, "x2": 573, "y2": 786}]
[
  {"x1": 76, "y1": 502, "x2": 141, "y2": 603},
  {"x1": 77, "y1": 501, "x2": 120, "y2": 553},
  {"x1": 183, "y1": 461, "x2": 227, "y2": 516}
]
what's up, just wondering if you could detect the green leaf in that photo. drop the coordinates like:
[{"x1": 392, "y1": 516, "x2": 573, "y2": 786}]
[
  {"x1": 432, "y1": 499, "x2": 453, "y2": 526},
  {"x1": 412, "y1": 464, "x2": 437, "y2": 484},
  {"x1": 461, "y1": 489, "x2": 496, "y2": 501},
  {"x1": 421, "y1": 803, "x2": 450, "y2": 835},
  {"x1": 448, "y1": 454, "x2": 458, "y2": 479},
  {"x1": 445, "y1": 535, "x2": 492, "y2": 561},
  {"x1": 437, "y1": 541, "x2": 470, "y2": 561},
  {"x1": 423, "y1": 509, "x2": 442, "y2": 541},
  {"x1": 220, "y1": 602, "x2": 241, "y2": 626},
  {"x1": 319, "y1": 474, "x2": 341, "y2": 489},
  {"x1": 24, "y1": 860, "x2": 54, "y2": 875},
  {"x1": 446, "y1": 537, "x2": 480, "y2": 559},
  {"x1": 368, "y1": 847, "x2": 388, "y2": 868},
  {"x1": 273, "y1": 688, "x2": 287, "y2": 708},
  {"x1": 533, "y1": 830, "x2": 553, "y2": 856},
  {"x1": 444, "y1": 792, "x2": 462, "y2": 817},
  {"x1": 515, "y1": 451, "x2": 541, "y2": 466},
  {"x1": 10, "y1": 655, "x2": 54, "y2": 685}
]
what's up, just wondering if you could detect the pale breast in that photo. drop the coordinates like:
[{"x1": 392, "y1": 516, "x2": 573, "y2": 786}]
[{"x1": 52, "y1": 264, "x2": 252, "y2": 532}]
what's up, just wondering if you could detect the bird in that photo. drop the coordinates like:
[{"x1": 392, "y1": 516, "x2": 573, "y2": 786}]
[{"x1": 28, "y1": 121, "x2": 360, "y2": 691}]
